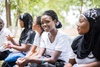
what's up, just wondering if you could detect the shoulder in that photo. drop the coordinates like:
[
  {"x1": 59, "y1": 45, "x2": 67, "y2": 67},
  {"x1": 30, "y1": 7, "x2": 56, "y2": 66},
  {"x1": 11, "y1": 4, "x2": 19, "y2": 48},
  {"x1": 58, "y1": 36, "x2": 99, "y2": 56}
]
[
  {"x1": 71, "y1": 35, "x2": 83, "y2": 48},
  {"x1": 73, "y1": 35, "x2": 83, "y2": 42},
  {"x1": 57, "y1": 30, "x2": 70, "y2": 39},
  {"x1": 3, "y1": 28, "x2": 11, "y2": 32},
  {"x1": 41, "y1": 32, "x2": 48, "y2": 37},
  {"x1": 28, "y1": 30, "x2": 36, "y2": 35},
  {"x1": 2, "y1": 28, "x2": 13, "y2": 36}
]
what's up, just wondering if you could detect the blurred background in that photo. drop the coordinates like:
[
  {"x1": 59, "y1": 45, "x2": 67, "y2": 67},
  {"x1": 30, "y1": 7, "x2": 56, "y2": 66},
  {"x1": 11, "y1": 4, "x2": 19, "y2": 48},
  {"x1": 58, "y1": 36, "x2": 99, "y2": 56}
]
[
  {"x1": 0, "y1": 0, "x2": 100, "y2": 66},
  {"x1": 0, "y1": 0, "x2": 100, "y2": 40}
]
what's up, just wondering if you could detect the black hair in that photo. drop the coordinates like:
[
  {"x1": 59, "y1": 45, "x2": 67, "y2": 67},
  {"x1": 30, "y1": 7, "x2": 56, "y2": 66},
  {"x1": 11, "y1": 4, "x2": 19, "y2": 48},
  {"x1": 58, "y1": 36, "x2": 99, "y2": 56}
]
[
  {"x1": 19, "y1": 13, "x2": 33, "y2": 29},
  {"x1": 42, "y1": 10, "x2": 62, "y2": 28},
  {"x1": 36, "y1": 16, "x2": 41, "y2": 26},
  {"x1": 36, "y1": 16, "x2": 44, "y2": 34}
]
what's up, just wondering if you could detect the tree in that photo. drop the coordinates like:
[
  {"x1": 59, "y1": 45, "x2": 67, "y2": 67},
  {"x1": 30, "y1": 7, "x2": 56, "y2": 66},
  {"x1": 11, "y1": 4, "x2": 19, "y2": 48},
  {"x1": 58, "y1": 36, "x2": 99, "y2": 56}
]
[{"x1": 5, "y1": 0, "x2": 11, "y2": 27}]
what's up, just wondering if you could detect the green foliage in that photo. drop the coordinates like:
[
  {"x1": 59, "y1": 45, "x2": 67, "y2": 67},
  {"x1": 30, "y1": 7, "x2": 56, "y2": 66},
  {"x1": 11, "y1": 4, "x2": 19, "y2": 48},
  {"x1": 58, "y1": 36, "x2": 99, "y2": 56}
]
[{"x1": 1, "y1": 0, "x2": 100, "y2": 27}]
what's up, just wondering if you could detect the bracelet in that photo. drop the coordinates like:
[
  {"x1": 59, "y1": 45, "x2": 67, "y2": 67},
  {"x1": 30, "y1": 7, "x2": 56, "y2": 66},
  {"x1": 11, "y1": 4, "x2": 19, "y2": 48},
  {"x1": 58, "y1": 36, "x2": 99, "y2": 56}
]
[
  {"x1": 7, "y1": 44, "x2": 12, "y2": 49},
  {"x1": 42, "y1": 59, "x2": 45, "y2": 64}
]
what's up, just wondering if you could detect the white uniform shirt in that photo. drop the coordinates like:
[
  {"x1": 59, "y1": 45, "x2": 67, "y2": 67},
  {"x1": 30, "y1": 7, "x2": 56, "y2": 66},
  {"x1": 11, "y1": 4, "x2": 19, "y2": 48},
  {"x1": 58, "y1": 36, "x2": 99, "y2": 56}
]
[
  {"x1": 0, "y1": 28, "x2": 13, "y2": 51},
  {"x1": 33, "y1": 31, "x2": 41, "y2": 47},
  {"x1": 75, "y1": 52, "x2": 97, "y2": 64},
  {"x1": 40, "y1": 31, "x2": 75, "y2": 63}
]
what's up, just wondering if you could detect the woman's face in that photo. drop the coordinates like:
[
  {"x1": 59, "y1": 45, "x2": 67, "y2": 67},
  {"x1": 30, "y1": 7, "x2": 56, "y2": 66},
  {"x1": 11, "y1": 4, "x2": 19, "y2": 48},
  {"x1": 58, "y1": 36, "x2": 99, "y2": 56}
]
[
  {"x1": 32, "y1": 20, "x2": 39, "y2": 31},
  {"x1": 41, "y1": 15, "x2": 56, "y2": 32},
  {"x1": 77, "y1": 15, "x2": 90, "y2": 35},
  {"x1": 19, "y1": 20, "x2": 24, "y2": 28}
]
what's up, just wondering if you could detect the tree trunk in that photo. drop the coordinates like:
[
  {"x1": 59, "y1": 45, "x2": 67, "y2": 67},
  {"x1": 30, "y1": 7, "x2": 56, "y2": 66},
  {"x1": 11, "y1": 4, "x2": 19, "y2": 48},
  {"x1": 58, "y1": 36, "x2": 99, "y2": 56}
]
[
  {"x1": 5, "y1": 0, "x2": 11, "y2": 28},
  {"x1": 80, "y1": 0, "x2": 83, "y2": 14}
]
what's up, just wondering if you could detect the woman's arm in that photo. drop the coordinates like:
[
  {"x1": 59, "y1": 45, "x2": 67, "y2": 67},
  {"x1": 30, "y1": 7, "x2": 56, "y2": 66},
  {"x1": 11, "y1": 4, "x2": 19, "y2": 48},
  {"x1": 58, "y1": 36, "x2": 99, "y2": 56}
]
[
  {"x1": 64, "y1": 59, "x2": 76, "y2": 67},
  {"x1": 28, "y1": 50, "x2": 61, "y2": 64},
  {"x1": 16, "y1": 47, "x2": 46, "y2": 65},
  {"x1": 78, "y1": 61, "x2": 100, "y2": 67},
  {"x1": 6, "y1": 35, "x2": 18, "y2": 45},
  {"x1": 10, "y1": 44, "x2": 31, "y2": 52},
  {"x1": 25, "y1": 45, "x2": 37, "y2": 58}
]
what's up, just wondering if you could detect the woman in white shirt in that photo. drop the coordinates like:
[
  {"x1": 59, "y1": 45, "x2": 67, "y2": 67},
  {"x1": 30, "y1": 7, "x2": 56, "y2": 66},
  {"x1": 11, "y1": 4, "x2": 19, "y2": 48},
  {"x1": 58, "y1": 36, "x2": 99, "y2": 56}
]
[{"x1": 16, "y1": 10, "x2": 74, "y2": 67}]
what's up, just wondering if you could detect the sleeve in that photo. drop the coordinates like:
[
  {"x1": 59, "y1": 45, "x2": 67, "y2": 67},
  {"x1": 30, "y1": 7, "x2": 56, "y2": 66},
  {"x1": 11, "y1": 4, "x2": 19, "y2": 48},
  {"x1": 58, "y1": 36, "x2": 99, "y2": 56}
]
[
  {"x1": 33, "y1": 32, "x2": 39, "y2": 46},
  {"x1": 55, "y1": 35, "x2": 71, "y2": 52},
  {"x1": 39, "y1": 32, "x2": 46, "y2": 48},
  {"x1": 55, "y1": 35, "x2": 75, "y2": 59},
  {"x1": 6, "y1": 28, "x2": 13, "y2": 37},
  {"x1": 24, "y1": 31, "x2": 36, "y2": 45}
]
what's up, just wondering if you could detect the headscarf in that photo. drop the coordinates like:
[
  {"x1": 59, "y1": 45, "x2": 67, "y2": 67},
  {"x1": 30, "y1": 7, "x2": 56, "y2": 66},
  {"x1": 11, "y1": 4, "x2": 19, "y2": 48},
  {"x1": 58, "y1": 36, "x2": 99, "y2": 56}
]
[
  {"x1": 72, "y1": 8, "x2": 100, "y2": 60},
  {"x1": 19, "y1": 13, "x2": 35, "y2": 45}
]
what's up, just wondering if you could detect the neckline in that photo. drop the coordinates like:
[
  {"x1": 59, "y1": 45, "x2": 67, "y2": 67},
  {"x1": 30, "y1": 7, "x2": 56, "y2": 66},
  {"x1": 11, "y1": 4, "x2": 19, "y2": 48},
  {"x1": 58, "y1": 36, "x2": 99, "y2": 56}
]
[{"x1": 48, "y1": 31, "x2": 58, "y2": 43}]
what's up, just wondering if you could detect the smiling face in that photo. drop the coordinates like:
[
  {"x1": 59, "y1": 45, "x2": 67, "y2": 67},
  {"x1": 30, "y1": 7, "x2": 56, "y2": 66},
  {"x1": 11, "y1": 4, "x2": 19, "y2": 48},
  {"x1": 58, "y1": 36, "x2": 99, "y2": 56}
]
[
  {"x1": 41, "y1": 15, "x2": 56, "y2": 32},
  {"x1": 77, "y1": 15, "x2": 90, "y2": 35}
]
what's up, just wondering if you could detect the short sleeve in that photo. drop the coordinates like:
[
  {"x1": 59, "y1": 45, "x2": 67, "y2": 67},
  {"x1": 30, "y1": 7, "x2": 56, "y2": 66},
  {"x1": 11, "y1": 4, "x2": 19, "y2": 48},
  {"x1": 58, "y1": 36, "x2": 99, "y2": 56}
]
[
  {"x1": 24, "y1": 31, "x2": 36, "y2": 45},
  {"x1": 40, "y1": 32, "x2": 47, "y2": 48},
  {"x1": 55, "y1": 35, "x2": 70, "y2": 52},
  {"x1": 33, "y1": 32, "x2": 40, "y2": 46}
]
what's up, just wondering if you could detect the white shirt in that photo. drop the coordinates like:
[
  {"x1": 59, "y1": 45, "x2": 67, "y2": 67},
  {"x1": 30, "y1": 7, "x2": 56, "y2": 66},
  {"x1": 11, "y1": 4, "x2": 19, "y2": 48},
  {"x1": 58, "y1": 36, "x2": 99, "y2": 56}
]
[
  {"x1": 40, "y1": 31, "x2": 75, "y2": 63},
  {"x1": 0, "y1": 27, "x2": 13, "y2": 51},
  {"x1": 75, "y1": 52, "x2": 97, "y2": 64},
  {"x1": 33, "y1": 31, "x2": 41, "y2": 47}
]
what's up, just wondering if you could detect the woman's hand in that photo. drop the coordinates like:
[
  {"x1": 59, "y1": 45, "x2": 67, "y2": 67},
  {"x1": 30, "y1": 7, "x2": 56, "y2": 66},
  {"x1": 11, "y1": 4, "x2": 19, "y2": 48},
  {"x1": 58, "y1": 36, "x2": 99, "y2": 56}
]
[
  {"x1": 16, "y1": 57, "x2": 29, "y2": 66},
  {"x1": 64, "y1": 63, "x2": 73, "y2": 67},
  {"x1": 6, "y1": 35, "x2": 14, "y2": 41}
]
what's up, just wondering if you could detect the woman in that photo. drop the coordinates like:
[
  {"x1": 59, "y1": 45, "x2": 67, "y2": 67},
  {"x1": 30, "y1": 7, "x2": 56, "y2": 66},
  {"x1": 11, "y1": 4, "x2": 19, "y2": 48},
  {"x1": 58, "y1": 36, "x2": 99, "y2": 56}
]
[
  {"x1": 2, "y1": 13, "x2": 36, "y2": 67},
  {"x1": 64, "y1": 8, "x2": 100, "y2": 67},
  {"x1": 16, "y1": 16, "x2": 44, "y2": 67},
  {"x1": 16, "y1": 10, "x2": 74, "y2": 67}
]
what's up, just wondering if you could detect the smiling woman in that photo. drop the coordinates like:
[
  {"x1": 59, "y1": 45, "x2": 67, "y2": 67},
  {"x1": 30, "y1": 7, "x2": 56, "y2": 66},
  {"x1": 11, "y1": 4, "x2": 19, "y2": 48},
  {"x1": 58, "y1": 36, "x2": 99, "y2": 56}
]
[{"x1": 16, "y1": 10, "x2": 74, "y2": 67}]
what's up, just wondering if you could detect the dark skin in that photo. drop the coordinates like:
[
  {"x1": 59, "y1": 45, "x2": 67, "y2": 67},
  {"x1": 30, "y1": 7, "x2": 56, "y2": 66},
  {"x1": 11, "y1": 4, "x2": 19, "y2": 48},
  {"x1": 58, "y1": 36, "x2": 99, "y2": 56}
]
[
  {"x1": 64, "y1": 15, "x2": 100, "y2": 67},
  {"x1": 16, "y1": 19, "x2": 44, "y2": 67},
  {"x1": 16, "y1": 15, "x2": 62, "y2": 67},
  {"x1": 6, "y1": 20, "x2": 31, "y2": 52}
]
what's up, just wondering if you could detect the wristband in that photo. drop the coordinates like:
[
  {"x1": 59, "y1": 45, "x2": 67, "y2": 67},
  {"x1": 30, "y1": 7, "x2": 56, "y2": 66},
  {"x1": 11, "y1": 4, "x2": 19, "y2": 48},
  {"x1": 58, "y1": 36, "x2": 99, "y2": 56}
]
[
  {"x1": 7, "y1": 44, "x2": 12, "y2": 49},
  {"x1": 42, "y1": 59, "x2": 45, "y2": 64}
]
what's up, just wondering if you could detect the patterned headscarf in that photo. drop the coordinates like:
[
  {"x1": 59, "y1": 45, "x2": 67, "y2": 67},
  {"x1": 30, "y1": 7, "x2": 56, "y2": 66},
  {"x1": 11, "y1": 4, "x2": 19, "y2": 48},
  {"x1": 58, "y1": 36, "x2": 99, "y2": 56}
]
[{"x1": 72, "y1": 8, "x2": 100, "y2": 60}]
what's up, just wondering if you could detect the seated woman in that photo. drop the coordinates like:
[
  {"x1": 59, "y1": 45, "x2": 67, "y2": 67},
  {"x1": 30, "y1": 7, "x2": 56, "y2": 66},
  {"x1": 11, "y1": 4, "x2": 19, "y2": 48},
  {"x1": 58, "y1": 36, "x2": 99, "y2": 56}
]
[
  {"x1": 2, "y1": 13, "x2": 36, "y2": 67},
  {"x1": 64, "y1": 8, "x2": 100, "y2": 67},
  {"x1": 16, "y1": 10, "x2": 74, "y2": 67},
  {"x1": 16, "y1": 16, "x2": 44, "y2": 67}
]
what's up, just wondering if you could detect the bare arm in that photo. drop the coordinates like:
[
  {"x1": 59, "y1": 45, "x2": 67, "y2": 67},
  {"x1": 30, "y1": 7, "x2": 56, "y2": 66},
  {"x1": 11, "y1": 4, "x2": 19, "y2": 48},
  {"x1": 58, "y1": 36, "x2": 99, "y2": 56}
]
[
  {"x1": 64, "y1": 59, "x2": 76, "y2": 67},
  {"x1": 16, "y1": 47, "x2": 46, "y2": 65},
  {"x1": 78, "y1": 61, "x2": 100, "y2": 67},
  {"x1": 6, "y1": 35, "x2": 18, "y2": 45},
  {"x1": 27, "y1": 50, "x2": 61, "y2": 64},
  {"x1": 11, "y1": 44, "x2": 31, "y2": 52},
  {"x1": 25, "y1": 45, "x2": 37, "y2": 58}
]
